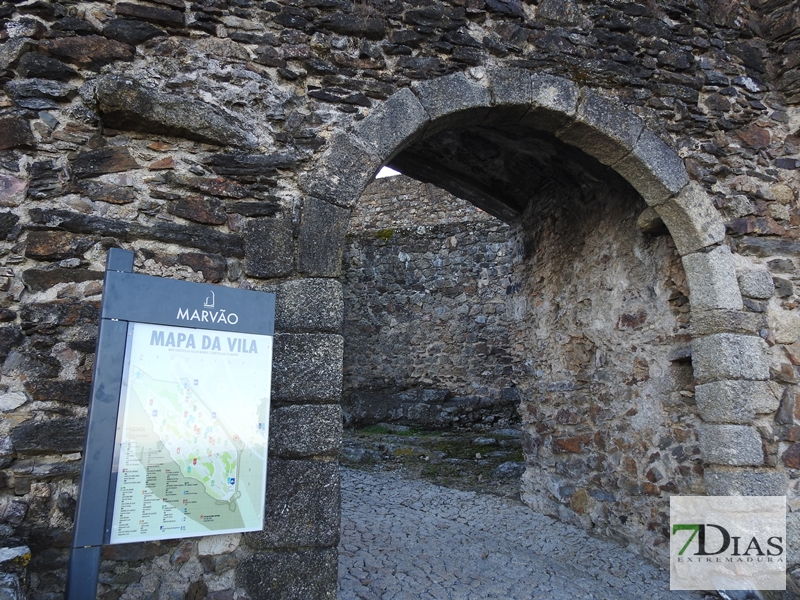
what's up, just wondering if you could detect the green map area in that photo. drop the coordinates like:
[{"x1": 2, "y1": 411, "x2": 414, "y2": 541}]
[{"x1": 131, "y1": 369, "x2": 242, "y2": 505}]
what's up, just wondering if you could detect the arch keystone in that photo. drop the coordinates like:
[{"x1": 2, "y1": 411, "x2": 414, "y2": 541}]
[
  {"x1": 411, "y1": 71, "x2": 491, "y2": 137},
  {"x1": 555, "y1": 89, "x2": 643, "y2": 166},
  {"x1": 517, "y1": 73, "x2": 580, "y2": 133},
  {"x1": 653, "y1": 182, "x2": 726, "y2": 255},
  {"x1": 484, "y1": 68, "x2": 534, "y2": 125},
  {"x1": 612, "y1": 128, "x2": 690, "y2": 206}
]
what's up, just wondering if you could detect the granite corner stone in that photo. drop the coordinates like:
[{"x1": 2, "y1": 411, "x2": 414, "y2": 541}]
[
  {"x1": 297, "y1": 197, "x2": 350, "y2": 278},
  {"x1": 681, "y1": 245, "x2": 743, "y2": 312},
  {"x1": 272, "y1": 333, "x2": 343, "y2": 403},
  {"x1": 699, "y1": 423, "x2": 764, "y2": 466},
  {"x1": 692, "y1": 333, "x2": 769, "y2": 383}
]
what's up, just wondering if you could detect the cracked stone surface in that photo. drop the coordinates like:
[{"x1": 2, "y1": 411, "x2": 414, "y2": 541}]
[{"x1": 338, "y1": 467, "x2": 709, "y2": 600}]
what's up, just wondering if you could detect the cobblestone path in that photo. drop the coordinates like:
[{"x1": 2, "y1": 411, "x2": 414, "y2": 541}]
[{"x1": 338, "y1": 467, "x2": 708, "y2": 600}]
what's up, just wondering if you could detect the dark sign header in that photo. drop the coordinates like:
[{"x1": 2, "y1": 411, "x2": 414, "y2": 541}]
[{"x1": 101, "y1": 271, "x2": 274, "y2": 335}]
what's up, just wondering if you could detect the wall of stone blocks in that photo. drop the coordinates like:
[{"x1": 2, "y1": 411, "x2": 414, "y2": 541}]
[
  {"x1": 342, "y1": 174, "x2": 525, "y2": 431},
  {"x1": 0, "y1": 0, "x2": 797, "y2": 596}
]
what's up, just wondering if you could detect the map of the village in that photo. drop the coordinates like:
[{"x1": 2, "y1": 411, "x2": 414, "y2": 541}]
[{"x1": 109, "y1": 322, "x2": 272, "y2": 544}]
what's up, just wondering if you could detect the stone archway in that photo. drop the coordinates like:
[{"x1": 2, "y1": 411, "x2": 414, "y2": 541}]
[{"x1": 301, "y1": 70, "x2": 785, "y2": 514}]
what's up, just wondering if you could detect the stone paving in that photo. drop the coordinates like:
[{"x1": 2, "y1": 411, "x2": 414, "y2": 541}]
[{"x1": 338, "y1": 467, "x2": 709, "y2": 600}]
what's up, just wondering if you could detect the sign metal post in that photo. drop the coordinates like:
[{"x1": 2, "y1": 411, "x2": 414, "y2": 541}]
[{"x1": 66, "y1": 249, "x2": 275, "y2": 599}]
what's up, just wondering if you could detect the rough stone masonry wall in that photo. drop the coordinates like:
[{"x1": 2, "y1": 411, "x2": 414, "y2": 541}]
[
  {"x1": 342, "y1": 174, "x2": 526, "y2": 431},
  {"x1": 0, "y1": 0, "x2": 795, "y2": 597},
  {"x1": 343, "y1": 170, "x2": 700, "y2": 568}
]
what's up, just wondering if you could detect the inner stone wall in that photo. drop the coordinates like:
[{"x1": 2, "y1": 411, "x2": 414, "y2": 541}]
[
  {"x1": 342, "y1": 174, "x2": 524, "y2": 431},
  {"x1": 343, "y1": 170, "x2": 701, "y2": 565}
]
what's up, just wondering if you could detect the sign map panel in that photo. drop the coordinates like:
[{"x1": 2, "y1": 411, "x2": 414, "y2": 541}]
[{"x1": 109, "y1": 322, "x2": 271, "y2": 544}]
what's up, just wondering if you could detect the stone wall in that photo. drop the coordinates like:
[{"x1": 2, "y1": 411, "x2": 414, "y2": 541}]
[
  {"x1": 343, "y1": 168, "x2": 700, "y2": 566},
  {"x1": 342, "y1": 174, "x2": 523, "y2": 431},
  {"x1": 0, "y1": 0, "x2": 797, "y2": 596}
]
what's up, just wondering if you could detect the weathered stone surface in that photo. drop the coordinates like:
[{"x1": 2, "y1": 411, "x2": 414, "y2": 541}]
[
  {"x1": 704, "y1": 467, "x2": 787, "y2": 495},
  {"x1": 5, "y1": 78, "x2": 73, "y2": 105},
  {"x1": 316, "y1": 13, "x2": 384, "y2": 39},
  {"x1": 95, "y1": 75, "x2": 257, "y2": 149},
  {"x1": 0, "y1": 392, "x2": 28, "y2": 412},
  {"x1": 244, "y1": 459, "x2": 339, "y2": 548},
  {"x1": 690, "y1": 309, "x2": 767, "y2": 336},
  {"x1": 272, "y1": 333, "x2": 343, "y2": 403},
  {"x1": 298, "y1": 197, "x2": 350, "y2": 277},
  {"x1": 0, "y1": 327, "x2": 23, "y2": 362},
  {"x1": 169, "y1": 174, "x2": 249, "y2": 199},
  {"x1": 412, "y1": 72, "x2": 491, "y2": 136},
  {"x1": 38, "y1": 35, "x2": 134, "y2": 69},
  {"x1": 204, "y1": 153, "x2": 298, "y2": 183},
  {"x1": 167, "y1": 196, "x2": 227, "y2": 225},
  {"x1": 70, "y1": 147, "x2": 140, "y2": 179},
  {"x1": 115, "y1": 2, "x2": 185, "y2": 28},
  {"x1": 537, "y1": 0, "x2": 582, "y2": 25},
  {"x1": 654, "y1": 182, "x2": 726, "y2": 255},
  {"x1": 299, "y1": 135, "x2": 381, "y2": 208},
  {"x1": 72, "y1": 180, "x2": 136, "y2": 205},
  {"x1": 0, "y1": 212, "x2": 20, "y2": 240},
  {"x1": 0, "y1": 37, "x2": 35, "y2": 70},
  {"x1": 695, "y1": 380, "x2": 760, "y2": 423},
  {"x1": 681, "y1": 245, "x2": 743, "y2": 311},
  {"x1": 25, "y1": 231, "x2": 96, "y2": 261},
  {"x1": 487, "y1": 68, "x2": 533, "y2": 108},
  {"x1": 0, "y1": 116, "x2": 34, "y2": 151},
  {"x1": 699, "y1": 424, "x2": 763, "y2": 466},
  {"x1": 26, "y1": 160, "x2": 63, "y2": 200},
  {"x1": 519, "y1": 73, "x2": 580, "y2": 132},
  {"x1": 272, "y1": 278, "x2": 343, "y2": 333},
  {"x1": 0, "y1": 175, "x2": 27, "y2": 207},
  {"x1": 613, "y1": 129, "x2": 689, "y2": 206},
  {"x1": 10, "y1": 417, "x2": 86, "y2": 453},
  {"x1": 556, "y1": 90, "x2": 643, "y2": 166},
  {"x1": 177, "y1": 252, "x2": 226, "y2": 282},
  {"x1": 235, "y1": 548, "x2": 337, "y2": 600},
  {"x1": 269, "y1": 405, "x2": 342, "y2": 457},
  {"x1": 738, "y1": 266, "x2": 775, "y2": 299},
  {"x1": 692, "y1": 333, "x2": 769, "y2": 383},
  {"x1": 22, "y1": 267, "x2": 104, "y2": 292},
  {"x1": 353, "y1": 87, "x2": 429, "y2": 160},
  {"x1": 225, "y1": 201, "x2": 279, "y2": 217},
  {"x1": 243, "y1": 217, "x2": 294, "y2": 278},
  {"x1": 197, "y1": 534, "x2": 239, "y2": 557},
  {"x1": 732, "y1": 237, "x2": 800, "y2": 258},
  {"x1": 17, "y1": 53, "x2": 77, "y2": 81},
  {"x1": 28, "y1": 208, "x2": 244, "y2": 257},
  {"x1": 103, "y1": 18, "x2": 167, "y2": 46},
  {"x1": 24, "y1": 380, "x2": 91, "y2": 405}
]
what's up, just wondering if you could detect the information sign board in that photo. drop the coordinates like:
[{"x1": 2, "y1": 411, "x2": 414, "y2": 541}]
[
  {"x1": 109, "y1": 322, "x2": 271, "y2": 543},
  {"x1": 66, "y1": 249, "x2": 275, "y2": 600}
]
